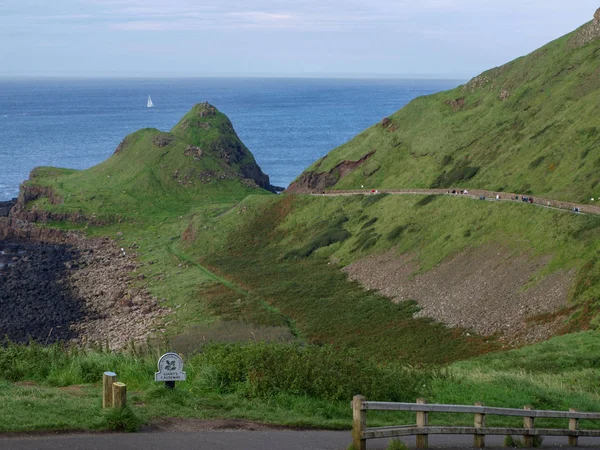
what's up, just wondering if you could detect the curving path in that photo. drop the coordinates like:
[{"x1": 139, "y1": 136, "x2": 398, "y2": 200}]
[{"x1": 308, "y1": 188, "x2": 600, "y2": 216}]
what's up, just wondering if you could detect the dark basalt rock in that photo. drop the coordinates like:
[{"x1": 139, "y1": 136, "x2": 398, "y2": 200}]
[
  {"x1": 0, "y1": 240, "x2": 91, "y2": 344},
  {"x1": 0, "y1": 199, "x2": 16, "y2": 217}
]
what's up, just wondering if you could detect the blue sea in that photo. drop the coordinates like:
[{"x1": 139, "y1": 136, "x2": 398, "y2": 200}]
[{"x1": 0, "y1": 78, "x2": 461, "y2": 201}]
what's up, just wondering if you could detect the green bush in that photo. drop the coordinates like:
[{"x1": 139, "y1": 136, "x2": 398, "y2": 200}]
[
  {"x1": 387, "y1": 439, "x2": 408, "y2": 450},
  {"x1": 285, "y1": 224, "x2": 351, "y2": 259},
  {"x1": 193, "y1": 342, "x2": 446, "y2": 401},
  {"x1": 102, "y1": 406, "x2": 144, "y2": 432},
  {"x1": 504, "y1": 435, "x2": 544, "y2": 448},
  {"x1": 361, "y1": 217, "x2": 378, "y2": 229},
  {"x1": 415, "y1": 195, "x2": 438, "y2": 207},
  {"x1": 352, "y1": 228, "x2": 381, "y2": 252},
  {"x1": 430, "y1": 163, "x2": 480, "y2": 188},
  {"x1": 362, "y1": 194, "x2": 388, "y2": 207},
  {"x1": 387, "y1": 225, "x2": 407, "y2": 241}
]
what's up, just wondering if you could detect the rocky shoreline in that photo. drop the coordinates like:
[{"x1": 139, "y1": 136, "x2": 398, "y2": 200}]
[
  {"x1": 0, "y1": 199, "x2": 16, "y2": 217},
  {"x1": 0, "y1": 219, "x2": 169, "y2": 350}
]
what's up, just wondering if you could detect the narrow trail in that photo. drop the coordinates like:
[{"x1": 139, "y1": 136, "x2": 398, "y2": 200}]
[
  {"x1": 167, "y1": 243, "x2": 301, "y2": 337},
  {"x1": 308, "y1": 188, "x2": 600, "y2": 216}
]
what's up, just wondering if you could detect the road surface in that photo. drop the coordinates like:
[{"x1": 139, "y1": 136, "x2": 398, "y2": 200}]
[{"x1": 2, "y1": 429, "x2": 600, "y2": 449}]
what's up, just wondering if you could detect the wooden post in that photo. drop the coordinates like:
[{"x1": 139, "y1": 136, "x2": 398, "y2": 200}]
[
  {"x1": 416, "y1": 398, "x2": 429, "y2": 449},
  {"x1": 352, "y1": 395, "x2": 366, "y2": 450},
  {"x1": 523, "y1": 405, "x2": 534, "y2": 448},
  {"x1": 102, "y1": 371, "x2": 117, "y2": 409},
  {"x1": 474, "y1": 402, "x2": 485, "y2": 449},
  {"x1": 569, "y1": 408, "x2": 579, "y2": 447},
  {"x1": 112, "y1": 382, "x2": 127, "y2": 408}
]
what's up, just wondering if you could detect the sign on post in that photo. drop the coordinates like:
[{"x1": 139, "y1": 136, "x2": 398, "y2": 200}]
[{"x1": 155, "y1": 352, "x2": 186, "y2": 389}]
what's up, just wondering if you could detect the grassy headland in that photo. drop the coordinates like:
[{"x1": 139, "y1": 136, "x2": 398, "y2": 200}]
[
  {"x1": 2, "y1": 15, "x2": 600, "y2": 433},
  {"x1": 291, "y1": 20, "x2": 600, "y2": 204}
]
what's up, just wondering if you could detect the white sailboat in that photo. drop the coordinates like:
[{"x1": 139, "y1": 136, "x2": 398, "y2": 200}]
[{"x1": 147, "y1": 95, "x2": 154, "y2": 108}]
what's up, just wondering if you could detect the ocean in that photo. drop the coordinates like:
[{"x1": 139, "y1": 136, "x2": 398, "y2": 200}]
[{"x1": 0, "y1": 78, "x2": 461, "y2": 201}]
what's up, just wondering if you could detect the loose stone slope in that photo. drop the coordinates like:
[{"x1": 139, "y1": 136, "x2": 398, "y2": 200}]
[
  {"x1": 343, "y1": 244, "x2": 574, "y2": 345},
  {"x1": 0, "y1": 220, "x2": 168, "y2": 349}
]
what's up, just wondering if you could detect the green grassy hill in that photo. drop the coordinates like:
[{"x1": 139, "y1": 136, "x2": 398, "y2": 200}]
[
  {"x1": 14, "y1": 103, "x2": 274, "y2": 221},
  {"x1": 290, "y1": 18, "x2": 600, "y2": 204}
]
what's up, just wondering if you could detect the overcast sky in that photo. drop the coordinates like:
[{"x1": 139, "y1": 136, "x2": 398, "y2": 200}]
[{"x1": 1, "y1": 0, "x2": 599, "y2": 78}]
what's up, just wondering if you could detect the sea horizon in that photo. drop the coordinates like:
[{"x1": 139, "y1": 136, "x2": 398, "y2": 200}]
[{"x1": 0, "y1": 77, "x2": 463, "y2": 201}]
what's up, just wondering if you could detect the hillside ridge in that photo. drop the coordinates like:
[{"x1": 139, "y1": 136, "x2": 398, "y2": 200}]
[
  {"x1": 289, "y1": 9, "x2": 600, "y2": 204},
  {"x1": 9, "y1": 103, "x2": 276, "y2": 222}
]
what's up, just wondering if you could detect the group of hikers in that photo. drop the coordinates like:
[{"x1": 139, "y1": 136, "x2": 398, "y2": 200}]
[{"x1": 448, "y1": 190, "x2": 535, "y2": 203}]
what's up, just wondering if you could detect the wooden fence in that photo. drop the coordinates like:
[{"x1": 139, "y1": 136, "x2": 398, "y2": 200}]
[{"x1": 352, "y1": 395, "x2": 600, "y2": 449}]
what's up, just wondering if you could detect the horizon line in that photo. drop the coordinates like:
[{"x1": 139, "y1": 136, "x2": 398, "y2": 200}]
[{"x1": 0, "y1": 74, "x2": 470, "y2": 82}]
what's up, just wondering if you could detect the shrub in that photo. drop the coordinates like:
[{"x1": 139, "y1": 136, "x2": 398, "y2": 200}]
[
  {"x1": 362, "y1": 194, "x2": 388, "y2": 207},
  {"x1": 102, "y1": 406, "x2": 143, "y2": 432},
  {"x1": 192, "y1": 342, "x2": 446, "y2": 401},
  {"x1": 285, "y1": 221, "x2": 351, "y2": 259},
  {"x1": 440, "y1": 155, "x2": 453, "y2": 167},
  {"x1": 387, "y1": 225, "x2": 407, "y2": 241},
  {"x1": 352, "y1": 229, "x2": 381, "y2": 253},
  {"x1": 529, "y1": 156, "x2": 545, "y2": 169},
  {"x1": 504, "y1": 435, "x2": 544, "y2": 448},
  {"x1": 361, "y1": 217, "x2": 378, "y2": 229},
  {"x1": 415, "y1": 195, "x2": 438, "y2": 207},
  {"x1": 387, "y1": 439, "x2": 409, "y2": 450},
  {"x1": 430, "y1": 163, "x2": 480, "y2": 188}
]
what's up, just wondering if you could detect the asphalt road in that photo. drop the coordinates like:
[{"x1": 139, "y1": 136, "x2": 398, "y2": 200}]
[{"x1": 2, "y1": 430, "x2": 600, "y2": 450}]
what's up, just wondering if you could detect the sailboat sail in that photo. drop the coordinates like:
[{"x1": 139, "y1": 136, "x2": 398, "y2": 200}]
[{"x1": 147, "y1": 95, "x2": 154, "y2": 108}]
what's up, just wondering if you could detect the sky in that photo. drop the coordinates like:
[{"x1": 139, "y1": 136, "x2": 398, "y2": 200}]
[{"x1": 1, "y1": 0, "x2": 599, "y2": 79}]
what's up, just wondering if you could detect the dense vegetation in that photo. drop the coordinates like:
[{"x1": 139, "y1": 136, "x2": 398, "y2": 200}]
[{"x1": 3, "y1": 333, "x2": 600, "y2": 432}]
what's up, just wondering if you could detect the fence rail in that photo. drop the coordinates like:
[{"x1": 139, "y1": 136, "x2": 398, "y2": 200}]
[{"x1": 352, "y1": 395, "x2": 599, "y2": 449}]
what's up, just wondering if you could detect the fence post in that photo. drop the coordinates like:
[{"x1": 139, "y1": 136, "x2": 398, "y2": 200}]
[
  {"x1": 523, "y1": 405, "x2": 534, "y2": 448},
  {"x1": 569, "y1": 408, "x2": 579, "y2": 447},
  {"x1": 416, "y1": 398, "x2": 429, "y2": 449},
  {"x1": 112, "y1": 382, "x2": 127, "y2": 408},
  {"x1": 352, "y1": 395, "x2": 366, "y2": 450},
  {"x1": 102, "y1": 371, "x2": 117, "y2": 409},
  {"x1": 474, "y1": 402, "x2": 485, "y2": 448}
]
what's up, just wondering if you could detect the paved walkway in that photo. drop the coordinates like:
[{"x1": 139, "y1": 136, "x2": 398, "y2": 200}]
[
  {"x1": 309, "y1": 188, "x2": 600, "y2": 216},
  {"x1": 2, "y1": 430, "x2": 600, "y2": 450}
]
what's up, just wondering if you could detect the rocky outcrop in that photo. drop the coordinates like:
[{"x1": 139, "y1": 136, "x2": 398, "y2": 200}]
[
  {"x1": 463, "y1": 75, "x2": 491, "y2": 93},
  {"x1": 287, "y1": 150, "x2": 376, "y2": 193},
  {"x1": 171, "y1": 102, "x2": 277, "y2": 193},
  {"x1": 0, "y1": 218, "x2": 169, "y2": 349},
  {"x1": 113, "y1": 137, "x2": 129, "y2": 155},
  {"x1": 499, "y1": 89, "x2": 510, "y2": 101},
  {"x1": 0, "y1": 199, "x2": 16, "y2": 217},
  {"x1": 15, "y1": 184, "x2": 61, "y2": 208},
  {"x1": 568, "y1": 8, "x2": 600, "y2": 48},
  {"x1": 184, "y1": 145, "x2": 203, "y2": 160},
  {"x1": 152, "y1": 133, "x2": 176, "y2": 148},
  {"x1": 0, "y1": 218, "x2": 69, "y2": 241},
  {"x1": 0, "y1": 240, "x2": 87, "y2": 344},
  {"x1": 445, "y1": 98, "x2": 466, "y2": 111}
]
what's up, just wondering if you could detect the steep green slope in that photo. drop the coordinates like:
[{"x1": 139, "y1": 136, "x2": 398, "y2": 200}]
[
  {"x1": 182, "y1": 192, "x2": 600, "y2": 362},
  {"x1": 290, "y1": 16, "x2": 600, "y2": 203},
  {"x1": 14, "y1": 103, "x2": 274, "y2": 220}
]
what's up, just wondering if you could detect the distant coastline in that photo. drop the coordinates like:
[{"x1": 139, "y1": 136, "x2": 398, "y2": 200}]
[{"x1": 0, "y1": 77, "x2": 461, "y2": 201}]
